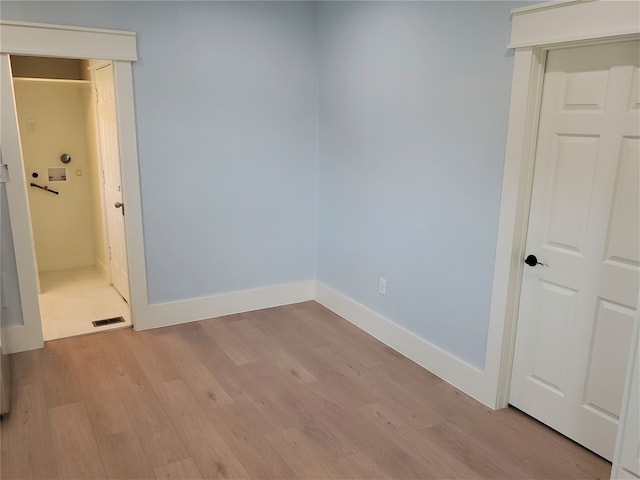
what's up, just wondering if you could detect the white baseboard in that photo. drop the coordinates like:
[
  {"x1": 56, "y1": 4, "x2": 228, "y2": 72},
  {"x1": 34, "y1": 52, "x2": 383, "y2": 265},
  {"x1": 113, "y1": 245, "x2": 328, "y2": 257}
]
[
  {"x1": 94, "y1": 257, "x2": 107, "y2": 277},
  {"x1": 138, "y1": 280, "x2": 316, "y2": 330},
  {"x1": 7, "y1": 275, "x2": 494, "y2": 407},
  {"x1": 4, "y1": 323, "x2": 44, "y2": 354},
  {"x1": 315, "y1": 282, "x2": 494, "y2": 408}
]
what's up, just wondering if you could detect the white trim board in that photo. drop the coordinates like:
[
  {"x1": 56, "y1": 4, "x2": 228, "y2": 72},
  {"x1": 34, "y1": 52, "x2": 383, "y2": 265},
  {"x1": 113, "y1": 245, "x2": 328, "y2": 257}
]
[
  {"x1": 484, "y1": 0, "x2": 640, "y2": 411},
  {"x1": 508, "y1": 0, "x2": 640, "y2": 48},
  {"x1": 1, "y1": 54, "x2": 44, "y2": 354},
  {"x1": 146, "y1": 280, "x2": 317, "y2": 330},
  {"x1": 0, "y1": 21, "x2": 137, "y2": 60},
  {"x1": 611, "y1": 313, "x2": 639, "y2": 479},
  {"x1": 315, "y1": 282, "x2": 492, "y2": 408}
]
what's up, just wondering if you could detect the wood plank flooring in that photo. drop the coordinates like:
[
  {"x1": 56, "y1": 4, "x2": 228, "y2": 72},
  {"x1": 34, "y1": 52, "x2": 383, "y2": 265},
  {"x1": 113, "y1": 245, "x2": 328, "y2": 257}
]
[{"x1": 0, "y1": 301, "x2": 611, "y2": 479}]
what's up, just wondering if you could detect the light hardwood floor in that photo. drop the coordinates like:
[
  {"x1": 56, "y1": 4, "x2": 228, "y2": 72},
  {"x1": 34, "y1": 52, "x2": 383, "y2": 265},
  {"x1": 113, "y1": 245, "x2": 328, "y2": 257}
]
[{"x1": 0, "y1": 301, "x2": 610, "y2": 479}]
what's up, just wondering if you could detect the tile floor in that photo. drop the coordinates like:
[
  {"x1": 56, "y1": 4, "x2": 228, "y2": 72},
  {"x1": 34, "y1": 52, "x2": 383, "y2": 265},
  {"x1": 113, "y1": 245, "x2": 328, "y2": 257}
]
[{"x1": 38, "y1": 265, "x2": 131, "y2": 341}]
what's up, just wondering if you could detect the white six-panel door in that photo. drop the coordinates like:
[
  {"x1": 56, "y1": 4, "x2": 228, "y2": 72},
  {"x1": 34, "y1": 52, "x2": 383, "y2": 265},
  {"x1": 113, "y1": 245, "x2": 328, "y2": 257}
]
[
  {"x1": 510, "y1": 41, "x2": 640, "y2": 461},
  {"x1": 95, "y1": 64, "x2": 129, "y2": 303}
]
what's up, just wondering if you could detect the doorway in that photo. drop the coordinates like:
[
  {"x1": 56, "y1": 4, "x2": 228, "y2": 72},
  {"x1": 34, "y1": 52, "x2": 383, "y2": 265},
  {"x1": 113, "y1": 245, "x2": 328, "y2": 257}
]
[
  {"x1": 509, "y1": 40, "x2": 639, "y2": 461},
  {"x1": 1, "y1": 21, "x2": 147, "y2": 354},
  {"x1": 10, "y1": 55, "x2": 131, "y2": 340}
]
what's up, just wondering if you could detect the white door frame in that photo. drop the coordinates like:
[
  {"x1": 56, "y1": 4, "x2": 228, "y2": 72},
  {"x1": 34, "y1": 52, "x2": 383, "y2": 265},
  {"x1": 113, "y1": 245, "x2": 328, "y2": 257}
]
[
  {"x1": 483, "y1": 0, "x2": 640, "y2": 409},
  {"x1": 0, "y1": 21, "x2": 150, "y2": 353}
]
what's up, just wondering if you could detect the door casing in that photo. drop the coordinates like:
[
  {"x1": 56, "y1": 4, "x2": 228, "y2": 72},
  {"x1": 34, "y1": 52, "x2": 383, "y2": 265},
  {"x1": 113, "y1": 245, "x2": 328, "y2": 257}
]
[
  {"x1": 0, "y1": 21, "x2": 149, "y2": 353},
  {"x1": 484, "y1": 0, "x2": 640, "y2": 410}
]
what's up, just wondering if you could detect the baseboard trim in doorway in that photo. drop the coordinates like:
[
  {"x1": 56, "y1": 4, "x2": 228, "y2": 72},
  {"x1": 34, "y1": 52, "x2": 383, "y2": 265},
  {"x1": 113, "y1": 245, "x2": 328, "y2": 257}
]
[{"x1": 140, "y1": 280, "x2": 316, "y2": 330}]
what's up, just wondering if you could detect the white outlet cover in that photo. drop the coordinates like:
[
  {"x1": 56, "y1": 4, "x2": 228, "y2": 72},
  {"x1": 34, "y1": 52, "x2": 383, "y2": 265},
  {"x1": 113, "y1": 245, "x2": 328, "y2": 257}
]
[{"x1": 378, "y1": 277, "x2": 387, "y2": 296}]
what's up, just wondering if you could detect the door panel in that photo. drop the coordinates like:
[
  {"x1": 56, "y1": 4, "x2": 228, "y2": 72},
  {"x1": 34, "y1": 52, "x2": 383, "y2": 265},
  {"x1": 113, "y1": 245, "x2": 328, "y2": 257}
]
[
  {"x1": 583, "y1": 299, "x2": 635, "y2": 420},
  {"x1": 510, "y1": 41, "x2": 640, "y2": 461},
  {"x1": 529, "y1": 281, "x2": 576, "y2": 395},
  {"x1": 605, "y1": 138, "x2": 639, "y2": 265},
  {"x1": 628, "y1": 66, "x2": 640, "y2": 110},
  {"x1": 95, "y1": 64, "x2": 129, "y2": 302},
  {"x1": 547, "y1": 135, "x2": 599, "y2": 252},
  {"x1": 563, "y1": 70, "x2": 608, "y2": 109}
]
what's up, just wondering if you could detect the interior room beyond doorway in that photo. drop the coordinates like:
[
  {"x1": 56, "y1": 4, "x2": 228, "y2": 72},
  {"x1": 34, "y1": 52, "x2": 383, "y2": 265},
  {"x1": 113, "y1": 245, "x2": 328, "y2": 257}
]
[{"x1": 10, "y1": 55, "x2": 131, "y2": 340}]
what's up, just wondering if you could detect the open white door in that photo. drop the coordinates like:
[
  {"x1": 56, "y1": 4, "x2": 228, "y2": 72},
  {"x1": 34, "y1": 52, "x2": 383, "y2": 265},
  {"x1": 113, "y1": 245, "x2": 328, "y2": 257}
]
[
  {"x1": 94, "y1": 64, "x2": 129, "y2": 303},
  {"x1": 510, "y1": 41, "x2": 640, "y2": 461}
]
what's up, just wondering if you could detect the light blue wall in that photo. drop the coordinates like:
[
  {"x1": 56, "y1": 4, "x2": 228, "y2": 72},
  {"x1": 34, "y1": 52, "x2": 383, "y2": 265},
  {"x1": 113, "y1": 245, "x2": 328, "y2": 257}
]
[
  {"x1": 317, "y1": 1, "x2": 519, "y2": 368},
  {"x1": 1, "y1": 1, "x2": 524, "y2": 368},
  {"x1": 0, "y1": 1, "x2": 319, "y2": 303}
]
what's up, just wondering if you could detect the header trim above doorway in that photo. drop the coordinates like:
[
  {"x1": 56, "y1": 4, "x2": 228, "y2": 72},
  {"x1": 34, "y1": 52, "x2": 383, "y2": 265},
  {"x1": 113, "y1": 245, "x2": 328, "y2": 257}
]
[
  {"x1": 0, "y1": 21, "x2": 138, "y2": 60},
  {"x1": 508, "y1": 0, "x2": 640, "y2": 48}
]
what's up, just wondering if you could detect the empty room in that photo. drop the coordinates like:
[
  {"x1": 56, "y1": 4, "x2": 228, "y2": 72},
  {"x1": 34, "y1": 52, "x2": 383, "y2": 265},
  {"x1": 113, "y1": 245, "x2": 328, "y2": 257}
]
[{"x1": 0, "y1": 1, "x2": 638, "y2": 479}]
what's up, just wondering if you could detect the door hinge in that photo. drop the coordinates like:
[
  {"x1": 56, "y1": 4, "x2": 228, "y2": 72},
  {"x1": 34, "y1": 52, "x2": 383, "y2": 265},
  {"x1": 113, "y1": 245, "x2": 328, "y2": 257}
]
[
  {"x1": 0, "y1": 164, "x2": 7, "y2": 184},
  {"x1": 108, "y1": 246, "x2": 112, "y2": 260}
]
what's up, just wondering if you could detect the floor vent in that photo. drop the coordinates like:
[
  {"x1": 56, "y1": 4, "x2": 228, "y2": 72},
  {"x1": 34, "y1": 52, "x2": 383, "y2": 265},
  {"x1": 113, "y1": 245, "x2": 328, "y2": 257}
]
[{"x1": 92, "y1": 316, "x2": 125, "y2": 328}]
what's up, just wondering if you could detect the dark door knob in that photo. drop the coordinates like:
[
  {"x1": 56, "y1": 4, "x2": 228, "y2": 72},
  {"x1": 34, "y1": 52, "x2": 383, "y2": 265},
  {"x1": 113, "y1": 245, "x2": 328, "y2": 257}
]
[{"x1": 525, "y1": 254, "x2": 546, "y2": 267}]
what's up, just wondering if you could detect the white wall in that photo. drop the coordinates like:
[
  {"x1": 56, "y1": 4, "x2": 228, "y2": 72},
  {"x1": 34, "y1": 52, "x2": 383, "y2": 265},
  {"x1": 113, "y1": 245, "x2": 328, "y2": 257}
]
[{"x1": 13, "y1": 80, "x2": 96, "y2": 272}]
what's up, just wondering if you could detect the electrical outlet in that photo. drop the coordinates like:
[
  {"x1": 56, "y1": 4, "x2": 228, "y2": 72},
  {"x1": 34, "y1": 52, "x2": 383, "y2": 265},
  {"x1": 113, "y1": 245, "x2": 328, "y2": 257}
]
[{"x1": 378, "y1": 277, "x2": 387, "y2": 296}]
